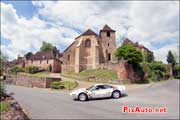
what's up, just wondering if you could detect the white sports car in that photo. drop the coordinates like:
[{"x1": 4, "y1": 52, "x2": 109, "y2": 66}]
[{"x1": 70, "y1": 84, "x2": 126, "y2": 101}]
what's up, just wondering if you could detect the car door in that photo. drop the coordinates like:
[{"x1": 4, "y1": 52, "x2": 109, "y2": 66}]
[
  {"x1": 103, "y1": 85, "x2": 114, "y2": 97},
  {"x1": 91, "y1": 85, "x2": 107, "y2": 98}
]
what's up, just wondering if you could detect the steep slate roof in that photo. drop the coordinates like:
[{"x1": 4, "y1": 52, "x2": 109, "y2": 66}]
[
  {"x1": 100, "y1": 24, "x2": 115, "y2": 32},
  {"x1": 75, "y1": 29, "x2": 97, "y2": 39},
  {"x1": 29, "y1": 51, "x2": 55, "y2": 60}
]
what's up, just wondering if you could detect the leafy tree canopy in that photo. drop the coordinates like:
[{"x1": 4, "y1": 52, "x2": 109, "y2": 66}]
[
  {"x1": 115, "y1": 44, "x2": 143, "y2": 64},
  {"x1": 167, "y1": 50, "x2": 176, "y2": 67},
  {"x1": 40, "y1": 41, "x2": 59, "y2": 55},
  {"x1": 24, "y1": 52, "x2": 33, "y2": 59},
  {"x1": 40, "y1": 41, "x2": 54, "y2": 52}
]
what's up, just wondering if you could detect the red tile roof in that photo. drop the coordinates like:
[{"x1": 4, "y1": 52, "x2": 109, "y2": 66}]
[{"x1": 29, "y1": 51, "x2": 55, "y2": 60}]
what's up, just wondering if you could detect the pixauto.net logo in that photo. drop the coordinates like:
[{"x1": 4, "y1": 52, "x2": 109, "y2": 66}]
[{"x1": 122, "y1": 106, "x2": 167, "y2": 113}]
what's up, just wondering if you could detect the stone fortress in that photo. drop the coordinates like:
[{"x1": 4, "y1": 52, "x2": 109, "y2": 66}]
[{"x1": 62, "y1": 24, "x2": 117, "y2": 73}]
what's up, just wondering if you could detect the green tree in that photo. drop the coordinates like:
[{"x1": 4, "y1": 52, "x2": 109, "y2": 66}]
[
  {"x1": 40, "y1": 41, "x2": 59, "y2": 55},
  {"x1": 24, "y1": 52, "x2": 33, "y2": 59},
  {"x1": 167, "y1": 51, "x2": 176, "y2": 67},
  {"x1": 149, "y1": 61, "x2": 167, "y2": 81},
  {"x1": 173, "y1": 64, "x2": 180, "y2": 79},
  {"x1": 115, "y1": 44, "x2": 143, "y2": 64},
  {"x1": 40, "y1": 41, "x2": 54, "y2": 52}
]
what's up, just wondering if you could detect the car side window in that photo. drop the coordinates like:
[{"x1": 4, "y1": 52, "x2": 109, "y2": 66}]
[
  {"x1": 96, "y1": 85, "x2": 106, "y2": 90},
  {"x1": 104, "y1": 85, "x2": 113, "y2": 89}
]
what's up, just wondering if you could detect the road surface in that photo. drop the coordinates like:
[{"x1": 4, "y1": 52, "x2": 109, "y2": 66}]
[{"x1": 6, "y1": 80, "x2": 179, "y2": 119}]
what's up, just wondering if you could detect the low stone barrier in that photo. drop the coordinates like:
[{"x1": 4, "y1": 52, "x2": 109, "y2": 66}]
[{"x1": 5, "y1": 74, "x2": 61, "y2": 88}]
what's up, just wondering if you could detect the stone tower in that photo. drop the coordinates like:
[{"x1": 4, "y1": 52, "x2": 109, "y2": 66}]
[{"x1": 99, "y1": 24, "x2": 117, "y2": 63}]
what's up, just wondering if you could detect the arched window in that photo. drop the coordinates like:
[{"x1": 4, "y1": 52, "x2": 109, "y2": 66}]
[{"x1": 85, "y1": 39, "x2": 91, "y2": 47}]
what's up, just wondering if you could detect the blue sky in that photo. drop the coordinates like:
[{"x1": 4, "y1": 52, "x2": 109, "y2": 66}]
[
  {"x1": 1, "y1": 1, "x2": 179, "y2": 62},
  {"x1": 3, "y1": 1, "x2": 37, "y2": 18}
]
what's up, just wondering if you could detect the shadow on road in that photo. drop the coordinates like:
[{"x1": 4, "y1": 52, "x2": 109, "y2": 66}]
[{"x1": 74, "y1": 93, "x2": 128, "y2": 102}]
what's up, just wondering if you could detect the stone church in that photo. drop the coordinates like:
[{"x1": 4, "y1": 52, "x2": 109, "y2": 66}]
[{"x1": 62, "y1": 24, "x2": 117, "y2": 73}]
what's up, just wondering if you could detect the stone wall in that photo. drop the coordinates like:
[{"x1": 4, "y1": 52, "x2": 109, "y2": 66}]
[
  {"x1": 97, "y1": 60, "x2": 138, "y2": 83},
  {"x1": 5, "y1": 75, "x2": 61, "y2": 88}
]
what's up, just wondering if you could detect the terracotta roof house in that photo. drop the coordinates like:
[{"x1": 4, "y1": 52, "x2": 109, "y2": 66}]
[
  {"x1": 26, "y1": 51, "x2": 61, "y2": 73},
  {"x1": 7, "y1": 56, "x2": 25, "y2": 68}
]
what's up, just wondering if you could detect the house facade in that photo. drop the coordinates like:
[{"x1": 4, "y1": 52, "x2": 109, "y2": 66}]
[
  {"x1": 62, "y1": 24, "x2": 117, "y2": 73},
  {"x1": 26, "y1": 51, "x2": 61, "y2": 73}
]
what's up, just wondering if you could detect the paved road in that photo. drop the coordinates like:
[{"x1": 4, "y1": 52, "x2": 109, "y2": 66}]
[{"x1": 6, "y1": 80, "x2": 179, "y2": 119}]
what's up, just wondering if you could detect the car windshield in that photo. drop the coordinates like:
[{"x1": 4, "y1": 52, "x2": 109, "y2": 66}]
[{"x1": 86, "y1": 85, "x2": 94, "y2": 90}]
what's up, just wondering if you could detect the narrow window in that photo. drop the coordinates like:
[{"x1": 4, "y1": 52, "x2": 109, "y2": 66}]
[
  {"x1": 40, "y1": 60, "x2": 41, "y2": 64},
  {"x1": 85, "y1": 39, "x2": 91, "y2": 47},
  {"x1": 107, "y1": 32, "x2": 110, "y2": 37},
  {"x1": 108, "y1": 53, "x2": 111, "y2": 61},
  {"x1": 31, "y1": 60, "x2": 33, "y2": 64},
  {"x1": 108, "y1": 43, "x2": 109, "y2": 47},
  {"x1": 68, "y1": 55, "x2": 70, "y2": 61},
  {"x1": 47, "y1": 60, "x2": 48, "y2": 64}
]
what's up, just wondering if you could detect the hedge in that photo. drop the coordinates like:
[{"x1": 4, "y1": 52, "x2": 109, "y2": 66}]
[{"x1": 24, "y1": 66, "x2": 39, "y2": 74}]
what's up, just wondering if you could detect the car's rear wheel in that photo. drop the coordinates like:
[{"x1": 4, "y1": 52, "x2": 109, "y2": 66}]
[
  {"x1": 112, "y1": 91, "x2": 121, "y2": 99},
  {"x1": 78, "y1": 93, "x2": 87, "y2": 101}
]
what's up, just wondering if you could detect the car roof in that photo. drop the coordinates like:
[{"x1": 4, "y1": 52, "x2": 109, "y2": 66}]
[{"x1": 94, "y1": 84, "x2": 112, "y2": 86}]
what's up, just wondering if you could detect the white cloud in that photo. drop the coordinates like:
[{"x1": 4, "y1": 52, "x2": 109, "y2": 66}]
[
  {"x1": 1, "y1": 1, "x2": 179, "y2": 63},
  {"x1": 154, "y1": 43, "x2": 179, "y2": 63},
  {"x1": 1, "y1": 2, "x2": 79, "y2": 60}
]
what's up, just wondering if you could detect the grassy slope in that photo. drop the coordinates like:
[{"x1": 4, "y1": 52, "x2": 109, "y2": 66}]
[
  {"x1": 62, "y1": 69, "x2": 118, "y2": 80},
  {"x1": 19, "y1": 71, "x2": 50, "y2": 77}
]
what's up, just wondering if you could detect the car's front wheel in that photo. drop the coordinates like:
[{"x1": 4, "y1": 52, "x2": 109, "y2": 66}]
[
  {"x1": 78, "y1": 93, "x2": 88, "y2": 101},
  {"x1": 112, "y1": 91, "x2": 121, "y2": 99}
]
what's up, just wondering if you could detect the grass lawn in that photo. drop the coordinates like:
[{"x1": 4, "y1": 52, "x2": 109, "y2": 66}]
[
  {"x1": 62, "y1": 69, "x2": 118, "y2": 81},
  {"x1": 51, "y1": 81, "x2": 78, "y2": 90},
  {"x1": 31, "y1": 71, "x2": 50, "y2": 77},
  {"x1": 0, "y1": 101, "x2": 10, "y2": 112},
  {"x1": 19, "y1": 71, "x2": 50, "y2": 77},
  {"x1": 61, "y1": 81, "x2": 78, "y2": 90}
]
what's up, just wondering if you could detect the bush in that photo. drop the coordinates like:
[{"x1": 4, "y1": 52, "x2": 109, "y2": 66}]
[
  {"x1": 173, "y1": 64, "x2": 180, "y2": 79},
  {"x1": 50, "y1": 81, "x2": 64, "y2": 89},
  {"x1": 50, "y1": 81, "x2": 78, "y2": 90},
  {"x1": 24, "y1": 66, "x2": 39, "y2": 74},
  {"x1": 10, "y1": 66, "x2": 23, "y2": 74},
  {"x1": 148, "y1": 61, "x2": 167, "y2": 81},
  {"x1": 61, "y1": 81, "x2": 78, "y2": 90},
  {"x1": 140, "y1": 62, "x2": 170, "y2": 82},
  {"x1": 0, "y1": 82, "x2": 6, "y2": 97}
]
